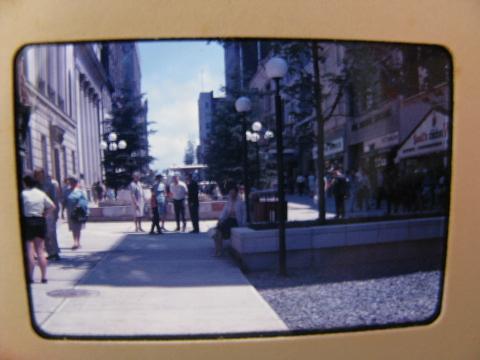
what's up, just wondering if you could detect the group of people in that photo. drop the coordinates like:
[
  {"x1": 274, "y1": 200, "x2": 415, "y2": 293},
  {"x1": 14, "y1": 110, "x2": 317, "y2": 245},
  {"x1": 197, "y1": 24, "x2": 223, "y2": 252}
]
[
  {"x1": 20, "y1": 167, "x2": 250, "y2": 283},
  {"x1": 129, "y1": 172, "x2": 200, "y2": 234},
  {"x1": 318, "y1": 164, "x2": 449, "y2": 219},
  {"x1": 129, "y1": 172, "x2": 246, "y2": 257},
  {"x1": 21, "y1": 170, "x2": 89, "y2": 284}
]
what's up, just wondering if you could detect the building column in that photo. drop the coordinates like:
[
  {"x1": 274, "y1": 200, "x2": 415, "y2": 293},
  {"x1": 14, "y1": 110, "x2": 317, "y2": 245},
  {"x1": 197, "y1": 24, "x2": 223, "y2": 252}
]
[
  {"x1": 75, "y1": 72, "x2": 85, "y2": 178},
  {"x1": 85, "y1": 88, "x2": 94, "y2": 187},
  {"x1": 80, "y1": 80, "x2": 87, "y2": 182}
]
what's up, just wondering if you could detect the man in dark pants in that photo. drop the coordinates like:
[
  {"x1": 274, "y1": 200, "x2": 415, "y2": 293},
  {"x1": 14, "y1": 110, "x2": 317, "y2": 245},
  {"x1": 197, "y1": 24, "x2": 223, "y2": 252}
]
[
  {"x1": 170, "y1": 175, "x2": 187, "y2": 232},
  {"x1": 331, "y1": 168, "x2": 348, "y2": 219},
  {"x1": 186, "y1": 174, "x2": 200, "y2": 233},
  {"x1": 34, "y1": 169, "x2": 61, "y2": 261}
]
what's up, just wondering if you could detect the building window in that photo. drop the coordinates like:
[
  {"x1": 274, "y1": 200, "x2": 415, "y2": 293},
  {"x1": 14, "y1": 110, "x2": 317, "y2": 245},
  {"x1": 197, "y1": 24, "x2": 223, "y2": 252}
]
[
  {"x1": 41, "y1": 135, "x2": 48, "y2": 174},
  {"x1": 68, "y1": 72, "x2": 73, "y2": 116},
  {"x1": 62, "y1": 146, "x2": 68, "y2": 178},
  {"x1": 25, "y1": 128, "x2": 33, "y2": 170},
  {"x1": 37, "y1": 46, "x2": 47, "y2": 94},
  {"x1": 47, "y1": 46, "x2": 57, "y2": 102},
  {"x1": 53, "y1": 148, "x2": 61, "y2": 184},
  {"x1": 71, "y1": 150, "x2": 76, "y2": 174}
]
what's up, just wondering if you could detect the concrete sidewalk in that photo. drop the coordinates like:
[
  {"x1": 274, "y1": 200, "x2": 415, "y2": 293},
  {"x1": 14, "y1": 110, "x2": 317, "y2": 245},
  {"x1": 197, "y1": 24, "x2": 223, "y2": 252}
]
[{"x1": 30, "y1": 221, "x2": 287, "y2": 337}]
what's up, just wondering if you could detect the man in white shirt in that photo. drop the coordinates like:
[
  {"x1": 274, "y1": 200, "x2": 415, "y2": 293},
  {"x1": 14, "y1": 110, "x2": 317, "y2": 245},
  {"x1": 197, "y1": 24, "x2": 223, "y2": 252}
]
[{"x1": 170, "y1": 175, "x2": 187, "y2": 231}]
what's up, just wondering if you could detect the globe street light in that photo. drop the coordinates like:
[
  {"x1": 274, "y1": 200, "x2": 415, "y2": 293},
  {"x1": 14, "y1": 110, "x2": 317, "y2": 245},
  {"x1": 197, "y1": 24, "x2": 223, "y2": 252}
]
[
  {"x1": 109, "y1": 142, "x2": 118, "y2": 151},
  {"x1": 264, "y1": 130, "x2": 274, "y2": 140},
  {"x1": 108, "y1": 132, "x2": 117, "y2": 142},
  {"x1": 102, "y1": 131, "x2": 127, "y2": 182},
  {"x1": 252, "y1": 121, "x2": 262, "y2": 132},
  {"x1": 103, "y1": 132, "x2": 127, "y2": 152},
  {"x1": 248, "y1": 120, "x2": 275, "y2": 184},
  {"x1": 265, "y1": 56, "x2": 288, "y2": 276},
  {"x1": 235, "y1": 96, "x2": 252, "y2": 223}
]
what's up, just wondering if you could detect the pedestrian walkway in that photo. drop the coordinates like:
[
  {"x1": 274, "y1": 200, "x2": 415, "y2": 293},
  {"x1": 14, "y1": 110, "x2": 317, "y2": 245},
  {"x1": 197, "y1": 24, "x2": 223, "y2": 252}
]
[
  {"x1": 30, "y1": 221, "x2": 287, "y2": 337},
  {"x1": 286, "y1": 194, "x2": 335, "y2": 221}
]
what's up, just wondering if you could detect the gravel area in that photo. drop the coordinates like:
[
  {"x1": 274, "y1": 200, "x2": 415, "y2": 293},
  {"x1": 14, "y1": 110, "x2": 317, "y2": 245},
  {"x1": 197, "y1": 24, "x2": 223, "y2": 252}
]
[{"x1": 246, "y1": 270, "x2": 442, "y2": 332}]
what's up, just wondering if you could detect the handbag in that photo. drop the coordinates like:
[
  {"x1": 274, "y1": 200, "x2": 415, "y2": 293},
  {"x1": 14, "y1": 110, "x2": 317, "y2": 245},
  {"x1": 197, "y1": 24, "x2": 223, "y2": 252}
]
[
  {"x1": 72, "y1": 205, "x2": 88, "y2": 223},
  {"x1": 70, "y1": 190, "x2": 89, "y2": 223}
]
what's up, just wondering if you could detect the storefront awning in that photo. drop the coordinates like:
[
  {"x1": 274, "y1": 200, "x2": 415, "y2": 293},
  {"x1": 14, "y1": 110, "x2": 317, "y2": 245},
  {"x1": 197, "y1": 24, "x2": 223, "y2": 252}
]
[{"x1": 395, "y1": 109, "x2": 449, "y2": 162}]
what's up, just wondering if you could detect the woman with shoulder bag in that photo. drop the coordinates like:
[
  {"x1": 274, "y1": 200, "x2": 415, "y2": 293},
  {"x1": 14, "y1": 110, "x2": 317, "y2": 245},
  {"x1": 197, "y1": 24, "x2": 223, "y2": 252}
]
[{"x1": 66, "y1": 177, "x2": 89, "y2": 250}]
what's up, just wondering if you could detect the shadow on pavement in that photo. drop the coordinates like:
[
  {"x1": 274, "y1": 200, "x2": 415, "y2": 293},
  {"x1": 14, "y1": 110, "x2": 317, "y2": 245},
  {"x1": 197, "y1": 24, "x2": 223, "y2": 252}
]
[{"x1": 77, "y1": 233, "x2": 248, "y2": 288}]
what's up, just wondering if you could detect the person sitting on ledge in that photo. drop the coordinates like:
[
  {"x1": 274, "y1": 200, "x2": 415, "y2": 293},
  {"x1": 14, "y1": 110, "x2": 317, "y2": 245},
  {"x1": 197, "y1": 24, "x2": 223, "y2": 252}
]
[{"x1": 212, "y1": 184, "x2": 246, "y2": 257}]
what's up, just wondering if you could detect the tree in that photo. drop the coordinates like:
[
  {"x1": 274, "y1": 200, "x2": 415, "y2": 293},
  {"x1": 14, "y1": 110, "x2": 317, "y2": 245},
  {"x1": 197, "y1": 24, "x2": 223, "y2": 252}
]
[
  {"x1": 184, "y1": 140, "x2": 196, "y2": 165},
  {"x1": 266, "y1": 40, "x2": 451, "y2": 220},
  {"x1": 103, "y1": 89, "x2": 153, "y2": 192},
  {"x1": 204, "y1": 99, "x2": 242, "y2": 190}
]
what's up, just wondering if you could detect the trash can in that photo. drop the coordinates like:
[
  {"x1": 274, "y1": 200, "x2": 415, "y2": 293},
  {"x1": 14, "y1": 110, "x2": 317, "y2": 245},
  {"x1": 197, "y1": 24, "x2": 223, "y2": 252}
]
[{"x1": 250, "y1": 190, "x2": 288, "y2": 223}]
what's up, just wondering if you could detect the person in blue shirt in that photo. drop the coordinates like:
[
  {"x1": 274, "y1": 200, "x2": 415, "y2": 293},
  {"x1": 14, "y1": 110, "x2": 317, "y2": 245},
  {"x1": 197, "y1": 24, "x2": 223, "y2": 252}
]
[{"x1": 66, "y1": 177, "x2": 89, "y2": 250}]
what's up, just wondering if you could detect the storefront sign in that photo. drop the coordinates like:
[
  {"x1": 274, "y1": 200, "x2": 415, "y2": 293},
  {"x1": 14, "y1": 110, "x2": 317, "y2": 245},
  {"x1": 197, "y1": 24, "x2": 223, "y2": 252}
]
[
  {"x1": 312, "y1": 138, "x2": 344, "y2": 159},
  {"x1": 396, "y1": 110, "x2": 449, "y2": 161},
  {"x1": 363, "y1": 131, "x2": 399, "y2": 153}
]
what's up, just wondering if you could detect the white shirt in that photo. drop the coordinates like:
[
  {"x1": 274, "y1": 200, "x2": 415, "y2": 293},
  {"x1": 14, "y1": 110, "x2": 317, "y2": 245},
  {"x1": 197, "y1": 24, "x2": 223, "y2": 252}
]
[
  {"x1": 170, "y1": 181, "x2": 187, "y2": 200},
  {"x1": 22, "y1": 188, "x2": 54, "y2": 217}
]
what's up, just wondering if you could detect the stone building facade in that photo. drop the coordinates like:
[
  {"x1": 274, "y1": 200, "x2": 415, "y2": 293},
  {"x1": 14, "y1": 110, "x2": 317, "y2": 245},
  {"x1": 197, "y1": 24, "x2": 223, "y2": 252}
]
[
  {"x1": 17, "y1": 42, "x2": 149, "y2": 196},
  {"x1": 220, "y1": 40, "x2": 451, "y2": 191}
]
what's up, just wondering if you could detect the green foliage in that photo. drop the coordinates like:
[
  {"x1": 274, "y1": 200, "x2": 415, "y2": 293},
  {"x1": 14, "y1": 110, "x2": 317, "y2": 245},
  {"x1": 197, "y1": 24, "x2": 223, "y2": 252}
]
[
  {"x1": 204, "y1": 99, "x2": 242, "y2": 186},
  {"x1": 103, "y1": 89, "x2": 153, "y2": 190}
]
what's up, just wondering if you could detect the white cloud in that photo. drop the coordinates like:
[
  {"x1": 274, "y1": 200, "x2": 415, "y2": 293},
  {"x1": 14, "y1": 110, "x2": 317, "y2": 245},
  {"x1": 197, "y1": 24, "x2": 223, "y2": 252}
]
[{"x1": 144, "y1": 67, "x2": 224, "y2": 171}]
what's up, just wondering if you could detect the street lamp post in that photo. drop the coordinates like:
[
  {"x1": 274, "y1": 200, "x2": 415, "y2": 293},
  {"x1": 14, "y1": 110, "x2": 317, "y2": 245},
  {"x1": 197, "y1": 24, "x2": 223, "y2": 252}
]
[
  {"x1": 248, "y1": 123, "x2": 274, "y2": 188},
  {"x1": 235, "y1": 96, "x2": 252, "y2": 223},
  {"x1": 265, "y1": 56, "x2": 288, "y2": 276},
  {"x1": 100, "y1": 131, "x2": 127, "y2": 184}
]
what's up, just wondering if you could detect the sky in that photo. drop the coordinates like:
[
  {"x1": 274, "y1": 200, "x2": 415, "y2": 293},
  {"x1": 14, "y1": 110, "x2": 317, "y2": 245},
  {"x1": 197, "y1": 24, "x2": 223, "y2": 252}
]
[{"x1": 138, "y1": 41, "x2": 225, "y2": 172}]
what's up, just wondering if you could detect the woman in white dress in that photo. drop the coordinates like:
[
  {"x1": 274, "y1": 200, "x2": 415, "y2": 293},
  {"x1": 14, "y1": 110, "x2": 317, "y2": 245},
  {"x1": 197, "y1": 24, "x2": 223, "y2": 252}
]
[{"x1": 129, "y1": 172, "x2": 145, "y2": 232}]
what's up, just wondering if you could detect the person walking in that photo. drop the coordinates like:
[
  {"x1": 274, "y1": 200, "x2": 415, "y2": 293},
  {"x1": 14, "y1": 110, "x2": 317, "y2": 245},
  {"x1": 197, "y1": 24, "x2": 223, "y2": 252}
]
[
  {"x1": 355, "y1": 168, "x2": 371, "y2": 212},
  {"x1": 129, "y1": 172, "x2": 145, "y2": 232},
  {"x1": 154, "y1": 174, "x2": 168, "y2": 231},
  {"x1": 33, "y1": 169, "x2": 61, "y2": 261},
  {"x1": 186, "y1": 173, "x2": 200, "y2": 233},
  {"x1": 66, "y1": 177, "x2": 89, "y2": 250},
  {"x1": 170, "y1": 175, "x2": 187, "y2": 232},
  {"x1": 21, "y1": 175, "x2": 56, "y2": 283},
  {"x1": 329, "y1": 167, "x2": 348, "y2": 219},
  {"x1": 60, "y1": 177, "x2": 71, "y2": 220},
  {"x1": 308, "y1": 173, "x2": 316, "y2": 197},
  {"x1": 149, "y1": 186, "x2": 162, "y2": 235},
  {"x1": 296, "y1": 174, "x2": 306, "y2": 195},
  {"x1": 212, "y1": 184, "x2": 246, "y2": 257}
]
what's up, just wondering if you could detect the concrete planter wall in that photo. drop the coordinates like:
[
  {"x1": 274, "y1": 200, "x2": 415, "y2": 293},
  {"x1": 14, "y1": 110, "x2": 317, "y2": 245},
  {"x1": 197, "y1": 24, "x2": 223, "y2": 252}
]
[
  {"x1": 88, "y1": 201, "x2": 226, "y2": 222},
  {"x1": 230, "y1": 217, "x2": 446, "y2": 272}
]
